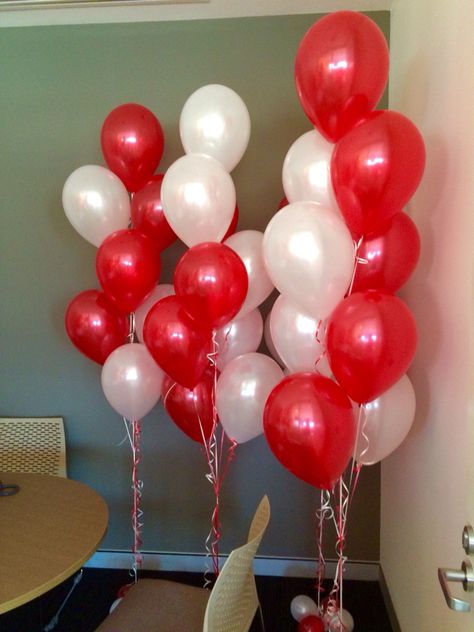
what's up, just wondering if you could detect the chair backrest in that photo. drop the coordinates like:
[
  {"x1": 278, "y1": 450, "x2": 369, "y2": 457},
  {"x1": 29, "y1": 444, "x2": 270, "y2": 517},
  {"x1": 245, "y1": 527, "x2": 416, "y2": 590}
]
[
  {"x1": 0, "y1": 417, "x2": 67, "y2": 477},
  {"x1": 203, "y1": 495, "x2": 270, "y2": 632}
]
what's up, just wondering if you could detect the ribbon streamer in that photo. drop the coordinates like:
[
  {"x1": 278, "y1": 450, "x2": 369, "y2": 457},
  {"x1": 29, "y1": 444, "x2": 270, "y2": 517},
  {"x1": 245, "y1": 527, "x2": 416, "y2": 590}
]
[
  {"x1": 122, "y1": 416, "x2": 144, "y2": 584},
  {"x1": 346, "y1": 236, "x2": 367, "y2": 297},
  {"x1": 201, "y1": 332, "x2": 237, "y2": 586}
]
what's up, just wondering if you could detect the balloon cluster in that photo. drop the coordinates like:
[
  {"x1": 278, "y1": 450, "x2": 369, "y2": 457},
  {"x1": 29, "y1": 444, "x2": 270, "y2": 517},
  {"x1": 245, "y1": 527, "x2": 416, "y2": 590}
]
[
  {"x1": 62, "y1": 10, "x2": 424, "y2": 529},
  {"x1": 262, "y1": 10, "x2": 425, "y2": 490},
  {"x1": 291, "y1": 594, "x2": 354, "y2": 632},
  {"x1": 62, "y1": 83, "x2": 283, "y2": 453},
  {"x1": 64, "y1": 103, "x2": 169, "y2": 420}
]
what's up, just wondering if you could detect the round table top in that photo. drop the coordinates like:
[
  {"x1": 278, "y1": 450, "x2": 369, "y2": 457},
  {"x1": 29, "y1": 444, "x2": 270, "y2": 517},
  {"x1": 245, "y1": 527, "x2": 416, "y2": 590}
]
[{"x1": 0, "y1": 472, "x2": 108, "y2": 614}]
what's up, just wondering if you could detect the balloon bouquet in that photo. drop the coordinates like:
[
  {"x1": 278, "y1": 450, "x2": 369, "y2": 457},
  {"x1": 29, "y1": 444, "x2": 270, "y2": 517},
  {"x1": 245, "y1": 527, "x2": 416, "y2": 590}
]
[
  {"x1": 62, "y1": 86, "x2": 280, "y2": 578},
  {"x1": 260, "y1": 12, "x2": 425, "y2": 631},
  {"x1": 62, "y1": 10, "x2": 425, "y2": 627}
]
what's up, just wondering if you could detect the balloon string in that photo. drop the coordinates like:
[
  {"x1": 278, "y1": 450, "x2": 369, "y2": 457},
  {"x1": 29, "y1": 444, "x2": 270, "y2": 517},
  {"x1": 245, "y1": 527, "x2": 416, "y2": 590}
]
[
  {"x1": 203, "y1": 333, "x2": 222, "y2": 583},
  {"x1": 130, "y1": 419, "x2": 143, "y2": 582},
  {"x1": 201, "y1": 332, "x2": 237, "y2": 586},
  {"x1": 314, "y1": 319, "x2": 328, "y2": 372},
  {"x1": 128, "y1": 312, "x2": 136, "y2": 344},
  {"x1": 346, "y1": 236, "x2": 367, "y2": 297},
  {"x1": 315, "y1": 489, "x2": 333, "y2": 613},
  {"x1": 349, "y1": 404, "x2": 367, "y2": 506},
  {"x1": 162, "y1": 380, "x2": 176, "y2": 410},
  {"x1": 324, "y1": 461, "x2": 362, "y2": 630},
  {"x1": 326, "y1": 477, "x2": 350, "y2": 630},
  {"x1": 128, "y1": 193, "x2": 134, "y2": 228},
  {"x1": 121, "y1": 417, "x2": 143, "y2": 585}
]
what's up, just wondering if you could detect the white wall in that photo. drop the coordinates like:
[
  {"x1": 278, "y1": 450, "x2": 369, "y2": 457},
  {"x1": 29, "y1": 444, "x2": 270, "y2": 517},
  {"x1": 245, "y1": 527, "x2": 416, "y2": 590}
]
[{"x1": 382, "y1": 1, "x2": 474, "y2": 630}]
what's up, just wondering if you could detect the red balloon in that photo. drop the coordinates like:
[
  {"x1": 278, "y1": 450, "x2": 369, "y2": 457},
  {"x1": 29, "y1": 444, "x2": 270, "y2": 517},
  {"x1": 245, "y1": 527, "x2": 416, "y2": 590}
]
[
  {"x1": 222, "y1": 205, "x2": 239, "y2": 241},
  {"x1": 162, "y1": 367, "x2": 216, "y2": 444},
  {"x1": 331, "y1": 110, "x2": 426, "y2": 236},
  {"x1": 131, "y1": 175, "x2": 177, "y2": 251},
  {"x1": 174, "y1": 242, "x2": 248, "y2": 330},
  {"x1": 327, "y1": 291, "x2": 417, "y2": 403},
  {"x1": 143, "y1": 295, "x2": 212, "y2": 389},
  {"x1": 96, "y1": 229, "x2": 161, "y2": 314},
  {"x1": 65, "y1": 289, "x2": 128, "y2": 364},
  {"x1": 101, "y1": 103, "x2": 164, "y2": 193},
  {"x1": 295, "y1": 11, "x2": 389, "y2": 142},
  {"x1": 278, "y1": 196, "x2": 288, "y2": 210},
  {"x1": 264, "y1": 373, "x2": 356, "y2": 490},
  {"x1": 352, "y1": 213, "x2": 421, "y2": 293},
  {"x1": 298, "y1": 615, "x2": 325, "y2": 632}
]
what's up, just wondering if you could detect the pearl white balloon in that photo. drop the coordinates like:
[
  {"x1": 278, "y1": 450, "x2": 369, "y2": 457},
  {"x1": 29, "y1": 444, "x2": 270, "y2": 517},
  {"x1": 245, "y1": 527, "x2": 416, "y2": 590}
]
[
  {"x1": 326, "y1": 608, "x2": 354, "y2": 632},
  {"x1": 262, "y1": 202, "x2": 354, "y2": 319},
  {"x1": 290, "y1": 595, "x2": 319, "y2": 622},
  {"x1": 216, "y1": 352, "x2": 283, "y2": 444},
  {"x1": 62, "y1": 165, "x2": 130, "y2": 247},
  {"x1": 101, "y1": 343, "x2": 164, "y2": 420},
  {"x1": 215, "y1": 309, "x2": 263, "y2": 371},
  {"x1": 356, "y1": 374, "x2": 416, "y2": 465},
  {"x1": 161, "y1": 154, "x2": 236, "y2": 247},
  {"x1": 134, "y1": 284, "x2": 175, "y2": 343},
  {"x1": 282, "y1": 130, "x2": 338, "y2": 211},
  {"x1": 269, "y1": 295, "x2": 331, "y2": 376},
  {"x1": 224, "y1": 230, "x2": 274, "y2": 317},
  {"x1": 180, "y1": 84, "x2": 251, "y2": 172}
]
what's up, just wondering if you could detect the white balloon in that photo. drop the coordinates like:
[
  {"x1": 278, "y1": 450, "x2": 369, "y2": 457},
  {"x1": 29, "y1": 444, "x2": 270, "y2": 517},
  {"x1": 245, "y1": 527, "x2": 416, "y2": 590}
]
[
  {"x1": 216, "y1": 352, "x2": 283, "y2": 444},
  {"x1": 180, "y1": 84, "x2": 251, "y2": 172},
  {"x1": 356, "y1": 374, "x2": 416, "y2": 465},
  {"x1": 161, "y1": 154, "x2": 236, "y2": 247},
  {"x1": 135, "y1": 284, "x2": 175, "y2": 343},
  {"x1": 325, "y1": 608, "x2": 354, "y2": 632},
  {"x1": 224, "y1": 230, "x2": 274, "y2": 317},
  {"x1": 269, "y1": 295, "x2": 331, "y2": 376},
  {"x1": 215, "y1": 309, "x2": 263, "y2": 371},
  {"x1": 290, "y1": 595, "x2": 319, "y2": 622},
  {"x1": 62, "y1": 165, "x2": 130, "y2": 247},
  {"x1": 282, "y1": 130, "x2": 338, "y2": 211},
  {"x1": 262, "y1": 202, "x2": 354, "y2": 319},
  {"x1": 101, "y1": 343, "x2": 164, "y2": 420}
]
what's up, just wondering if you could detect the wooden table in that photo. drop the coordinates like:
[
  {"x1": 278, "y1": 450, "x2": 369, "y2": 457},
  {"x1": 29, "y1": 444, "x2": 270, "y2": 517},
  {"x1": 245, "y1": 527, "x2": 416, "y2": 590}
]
[{"x1": 0, "y1": 472, "x2": 108, "y2": 614}]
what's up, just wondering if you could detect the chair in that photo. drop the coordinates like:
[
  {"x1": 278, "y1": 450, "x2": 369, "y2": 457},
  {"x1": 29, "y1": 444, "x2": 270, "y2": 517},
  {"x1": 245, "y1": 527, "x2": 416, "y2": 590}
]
[
  {"x1": 0, "y1": 417, "x2": 67, "y2": 477},
  {"x1": 0, "y1": 417, "x2": 72, "y2": 630},
  {"x1": 96, "y1": 495, "x2": 271, "y2": 632}
]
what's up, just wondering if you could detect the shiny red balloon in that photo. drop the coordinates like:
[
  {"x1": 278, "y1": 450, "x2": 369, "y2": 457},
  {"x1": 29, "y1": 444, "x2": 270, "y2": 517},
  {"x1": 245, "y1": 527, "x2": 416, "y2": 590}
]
[
  {"x1": 327, "y1": 291, "x2": 417, "y2": 403},
  {"x1": 143, "y1": 295, "x2": 212, "y2": 389},
  {"x1": 331, "y1": 110, "x2": 426, "y2": 236},
  {"x1": 264, "y1": 373, "x2": 356, "y2": 491},
  {"x1": 131, "y1": 175, "x2": 177, "y2": 251},
  {"x1": 101, "y1": 103, "x2": 164, "y2": 193},
  {"x1": 174, "y1": 242, "x2": 248, "y2": 330},
  {"x1": 222, "y1": 205, "x2": 239, "y2": 241},
  {"x1": 295, "y1": 11, "x2": 389, "y2": 142},
  {"x1": 96, "y1": 229, "x2": 161, "y2": 314},
  {"x1": 298, "y1": 616, "x2": 325, "y2": 632},
  {"x1": 65, "y1": 289, "x2": 128, "y2": 364},
  {"x1": 162, "y1": 367, "x2": 216, "y2": 444},
  {"x1": 353, "y1": 213, "x2": 421, "y2": 293}
]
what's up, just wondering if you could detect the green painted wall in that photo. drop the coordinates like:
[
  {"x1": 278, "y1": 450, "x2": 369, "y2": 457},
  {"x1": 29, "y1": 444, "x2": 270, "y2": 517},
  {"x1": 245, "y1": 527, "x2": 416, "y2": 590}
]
[{"x1": 0, "y1": 11, "x2": 389, "y2": 561}]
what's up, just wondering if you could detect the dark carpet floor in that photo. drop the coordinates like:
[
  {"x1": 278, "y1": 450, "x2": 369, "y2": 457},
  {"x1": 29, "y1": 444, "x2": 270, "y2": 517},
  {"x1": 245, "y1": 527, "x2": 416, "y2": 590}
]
[{"x1": 0, "y1": 568, "x2": 393, "y2": 631}]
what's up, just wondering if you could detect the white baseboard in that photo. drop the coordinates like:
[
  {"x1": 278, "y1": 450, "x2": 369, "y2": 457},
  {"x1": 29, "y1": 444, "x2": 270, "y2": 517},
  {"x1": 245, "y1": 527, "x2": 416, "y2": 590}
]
[{"x1": 86, "y1": 550, "x2": 379, "y2": 581}]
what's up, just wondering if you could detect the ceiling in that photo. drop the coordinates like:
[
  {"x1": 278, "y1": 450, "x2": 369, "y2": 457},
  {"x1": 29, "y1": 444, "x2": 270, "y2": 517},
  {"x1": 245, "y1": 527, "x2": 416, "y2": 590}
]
[{"x1": 0, "y1": 0, "x2": 391, "y2": 28}]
